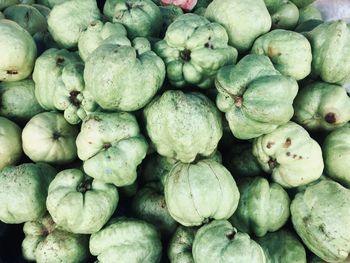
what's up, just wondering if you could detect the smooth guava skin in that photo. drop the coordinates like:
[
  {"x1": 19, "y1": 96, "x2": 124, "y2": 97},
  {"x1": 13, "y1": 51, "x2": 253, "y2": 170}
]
[
  {"x1": 22, "y1": 214, "x2": 89, "y2": 263},
  {"x1": 0, "y1": 79, "x2": 43, "y2": 122},
  {"x1": 291, "y1": 180, "x2": 350, "y2": 262},
  {"x1": 47, "y1": 0, "x2": 101, "y2": 48},
  {"x1": 293, "y1": 82, "x2": 350, "y2": 131},
  {"x1": 205, "y1": 0, "x2": 271, "y2": 52},
  {"x1": 0, "y1": 163, "x2": 56, "y2": 224},
  {"x1": 168, "y1": 225, "x2": 197, "y2": 263},
  {"x1": 230, "y1": 176, "x2": 290, "y2": 237},
  {"x1": 89, "y1": 217, "x2": 162, "y2": 263},
  {"x1": 193, "y1": 220, "x2": 267, "y2": 263},
  {"x1": 144, "y1": 90, "x2": 222, "y2": 163},
  {"x1": 306, "y1": 20, "x2": 350, "y2": 85},
  {"x1": 47, "y1": 169, "x2": 119, "y2": 234},
  {"x1": 22, "y1": 112, "x2": 79, "y2": 164},
  {"x1": 165, "y1": 159, "x2": 240, "y2": 226},
  {"x1": 0, "y1": 116, "x2": 22, "y2": 170},
  {"x1": 257, "y1": 229, "x2": 307, "y2": 263},
  {"x1": 0, "y1": 19, "x2": 37, "y2": 81},
  {"x1": 253, "y1": 122, "x2": 324, "y2": 188},
  {"x1": 323, "y1": 125, "x2": 350, "y2": 188}
]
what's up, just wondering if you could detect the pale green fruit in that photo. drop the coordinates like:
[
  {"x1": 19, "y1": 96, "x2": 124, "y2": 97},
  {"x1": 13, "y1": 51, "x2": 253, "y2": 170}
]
[
  {"x1": 215, "y1": 54, "x2": 298, "y2": 140},
  {"x1": 0, "y1": 0, "x2": 17, "y2": 10},
  {"x1": 78, "y1": 20, "x2": 127, "y2": 61},
  {"x1": 0, "y1": 117, "x2": 22, "y2": 170},
  {"x1": 47, "y1": 169, "x2": 119, "y2": 234},
  {"x1": 144, "y1": 90, "x2": 222, "y2": 163},
  {"x1": 105, "y1": 0, "x2": 162, "y2": 38},
  {"x1": 323, "y1": 125, "x2": 350, "y2": 188},
  {"x1": 36, "y1": 0, "x2": 68, "y2": 8},
  {"x1": 154, "y1": 13, "x2": 238, "y2": 88},
  {"x1": 252, "y1": 29, "x2": 312, "y2": 80},
  {"x1": 22, "y1": 112, "x2": 79, "y2": 164},
  {"x1": 76, "y1": 112, "x2": 148, "y2": 187},
  {"x1": 47, "y1": 0, "x2": 101, "y2": 48},
  {"x1": 230, "y1": 177, "x2": 290, "y2": 237},
  {"x1": 84, "y1": 38, "x2": 165, "y2": 112},
  {"x1": 0, "y1": 163, "x2": 56, "y2": 223},
  {"x1": 165, "y1": 159, "x2": 240, "y2": 226},
  {"x1": 291, "y1": 180, "x2": 350, "y2": 262},
  {"x1": 0, "y1": 79, "x2": 43, "y2": 122},
  {"x1": 193, "y1": 220, "x2": 267, "y2": 263},
  {"x1": 306, "y1": 20, "x2": 350, "y2": 85},
  {"x1": 205, "y1": 0, "x2": 271, "y2": 52},
  {"x1": 298, "y1": 4, "x2": 322, "y2": 25},
  {"x1": 132, "y1": 182, "x2": 177, "y2": 235},
  {"x1": 22, "y1": 213, "x2": 89, "y2": 263},
  {"x1": 52, "y1": 62, "x2": 98, "y2": 125},
  {"x1": 271, "y1": 1, "x2": 299, "y2": 30},
  {"x1": 31, "y1": 4, "x2": 51, "y2": 18},
  {"x1": 257, "y1": 229, "x2": 307, "y2": 263},
  {"x1": 89, "y1": 217, "x2": 162, "y2": 263},
  {"x1": 290, "y1": 0, "x2": 315, "y2": 8},
  {"x1": 293, "y1": 82, "x2": 350, "y2": 131},
  {"x1": 168, "y1": 226, "x2": 197, "y2": 263},
  {"x1": 33, "y1": 48, "x2": 82, "y2": 110},
  {"x1": 253, "y1": 122, "x2": 324, "y2": 188},
  {"x1": 3, "y1": 4, "x2": 47, "y2": 35},
  {"x1": 0, "y1": 19, "x2": 37, "y2": 81}
]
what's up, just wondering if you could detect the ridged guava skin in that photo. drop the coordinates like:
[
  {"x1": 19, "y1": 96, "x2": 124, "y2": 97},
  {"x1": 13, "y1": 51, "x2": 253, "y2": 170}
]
[
  {"x1": 0, "y1": 117, "x2": 22, "y2": 170},
  {"x1": 252, "y1": 29, "x2": 312, "y2": 80},
  {"x1": 293, "y1": 82, "x2": 350, "y2": 131},
  {"x1": 291, "y1": 180, "x2": 350, "y2": 262},
  {"x1": 47, "y1": 0, "x2": 101, "y2": 48},
  {"x1": 84, "y1": 38, "x2": 165, "y2": 112},
  {"x1": 132, "y1": 182, "x2": 177, "y2": 235},
  {"x1": 257, "y1": 229, "x2": 307, "y2": 263},
  {"x1": 22, "y1": 112, "x2": 79, "y2": 164},
  {"x1": 76, "y1": 112, "x2": 148, "y2": 187},
  {"x1": 159, "y1": 5, "x2": 183, "y2": 36},
  {"x1": 104, "y1": 0, "x2": 161, "y2": 38},
  {"x1": 47, "y1": 169, "x2": 119, "y2": 234},
  {"x1": 22, "y1": 214, "x2": 89, "y2": 263},
  {"x1": 205, "y1": 0, "x2": 271, "y2": 52},
  {"x1": 78, "y1": 20, "x2": 127, "y2": 61},
  {"x1": 144, "y1": 90, "x2": 222, "y2": 163},
  {"x1": 0, "y1": 19, "x2": 37, "y2": 81},
  {"x1": 298, "y1": 4, "x2": 322, "y2": 25},
  {"x1": 323, "y1": 125, "x2": 350, "y2": 188},
  {"x1": 154, "y1": 13, "x2": 237, "y2": 89},
  {"x1": 164, "y1": 159, "x2": 240, "y2": 226},
  {"x1": 0, "y1": 79, "x2": 43, "y2": 122},
  {"x1": 89, "y1": 217, "x2": 162, "y2": 263},
  {"x1": 3, "y1": 4, "x2": 47, "y2": 35},
  {"x1": 0, "y1": 163, "x2": 56, "y2": 224},
  {"x1": 36, "y1": 0, "x2": 67, "y2": 8},
  {"x1": 215, "y1": 54, "x2": 298, "y2": 140},
  {"x1": 271, "y1": 1, "x2": 299, "y2": 30},
  {"x1": 253, "y1": 122, "x2": 324, "y2": 188},
  {"x1": 0, "y1": 1, "x2": 17, "y2": 10},
  {"x1": 33, "y1": 48, "x2": 82, "y2": 110},
  {"x1": 168, "y1": 225, "x2": 197, "y2": 263},
  {"x1": 53, "y1": 62, "x2": 98, "y2": 125},
  {"x1": 306, "y1": 20, "x2": 350, "y2": 85},
  {"x1": 193, "y1": 220, "x2": 267, "y2": 263},
  {"x1": 230, "y1": 177, "x2": 290, "y2": 237}
]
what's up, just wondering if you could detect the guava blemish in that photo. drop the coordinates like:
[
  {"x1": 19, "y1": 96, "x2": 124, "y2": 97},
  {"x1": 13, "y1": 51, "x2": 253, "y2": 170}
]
[
  {"x1": 103, "y1": 143, "x2": 111, "y2": 150},
  {"x1": 56, "y1": 57, "x2": 65, "y2": 66},
  {"x1": 286, "y1": 152, "x2": 291, "y2": 156},
  {"x1": 266, "y1": 141, "x2": 275, "y2": 149},
  {"x1": 283, "y1": 138, "x2": 291, "y2": 148},
  {"x1": 225, "y1": 230, "x2": 236, "y2": 240},
  {"x1": 160, "y1": 199, "x2": 166, "y2": 209},
  {"x1": 180, "y1": 49, "x2": 191, "y2": 62},
  {"x1": 234, "y1": 96, "x2": 243, "y2": 107},
  {"x1": 325, "y1": 112, "x2": 336, "y2": 124},
  {"x1": 268, "y1": 158, "x2": 278, "y2": 169},
  {"x1": 6, "y1": 70, "x2": 18, "y2": 75}
]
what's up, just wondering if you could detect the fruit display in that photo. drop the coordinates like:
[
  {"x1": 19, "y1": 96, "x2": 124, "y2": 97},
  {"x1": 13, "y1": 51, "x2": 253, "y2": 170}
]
[{"x1": 0, "y1": 0, "x2": 349, "y2": 262}]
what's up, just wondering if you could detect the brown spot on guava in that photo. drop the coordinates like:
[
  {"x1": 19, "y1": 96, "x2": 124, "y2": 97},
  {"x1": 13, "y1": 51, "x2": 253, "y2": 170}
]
[
  {"x1": 180, "y1": 49, "x2": 191, "y2": 62},
  {"x1": 268, "y1": 46, "x2": 282, "y2": 57},
  {"x1": 283, "y1": 138, "x2": 291, "y2": 148},
  {"x1": 226, "y1": 230, "x2": 236, "y2": 240},
  {"x1": 266, "y1": 141, "x2": 275, "y2": 149},
  {"x1": 234, "y1": 96, "x2": 243, "y2": 107},
  {"x1": 268, "y1": 158, "x2": 278, "y2": 169},
  {"x1": 56, "y1": 57, "x2": 65, "y2": 65},
  {"x1": 325, "y1": 113, "x2": 337, "y2": 124},
  {"x1": 6, "y1": 70, "x2": 18, "y2": 75}
]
